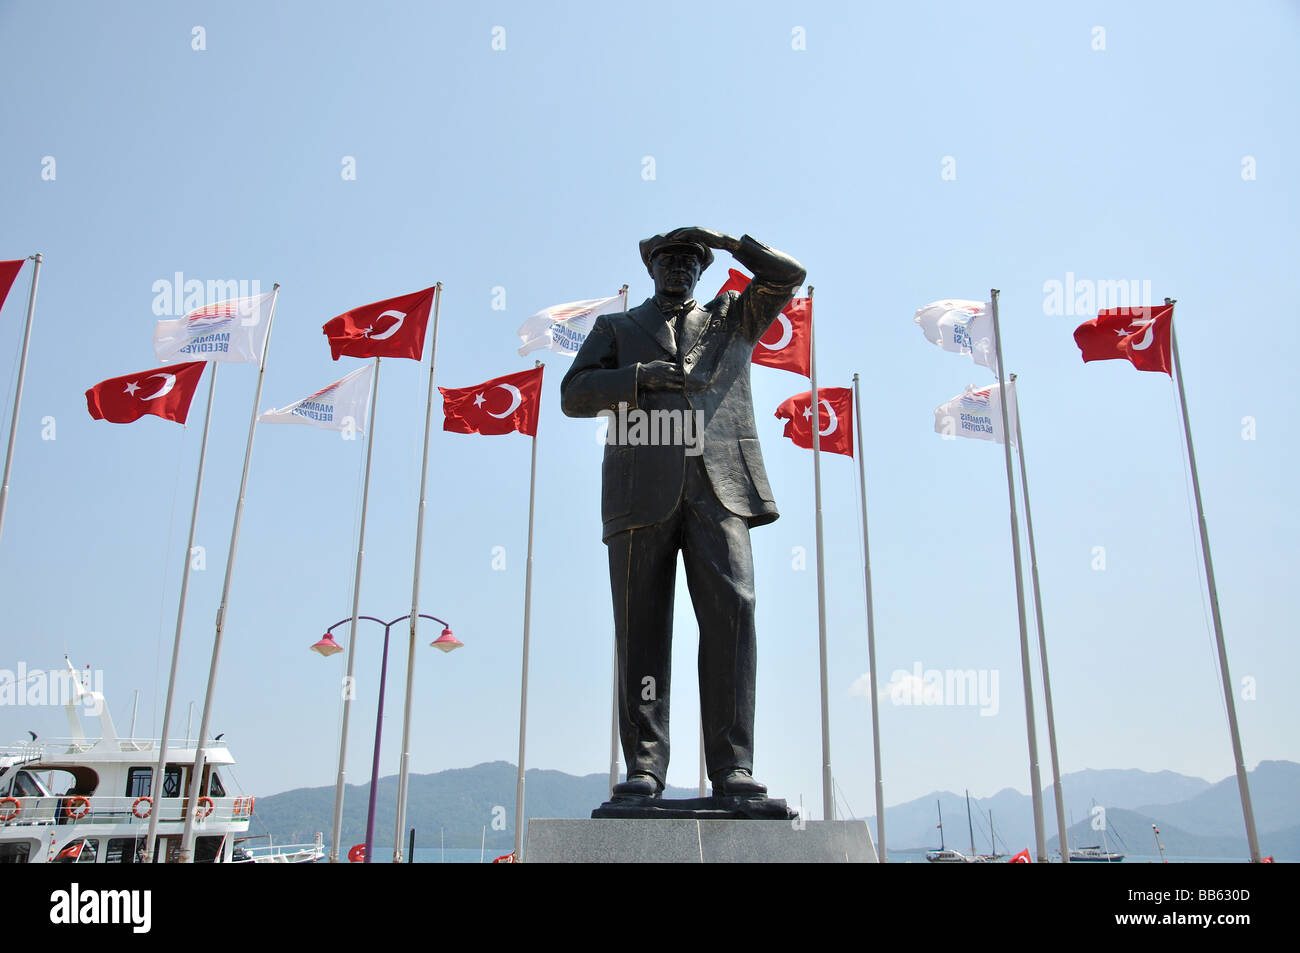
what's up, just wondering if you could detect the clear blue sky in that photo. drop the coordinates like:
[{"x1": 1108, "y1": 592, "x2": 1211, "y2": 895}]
[{"x1": 1, "y1": 1, "x2": 1296, "y2": 824}]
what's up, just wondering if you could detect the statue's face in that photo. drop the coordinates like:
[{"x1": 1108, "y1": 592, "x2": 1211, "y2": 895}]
[{"x1": 650, "y1": 250, "x2": 702, "y2": 301}]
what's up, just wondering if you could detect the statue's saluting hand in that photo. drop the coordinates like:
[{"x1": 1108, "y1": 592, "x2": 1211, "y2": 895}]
[{"x1": 662, "y1": 226, "x2": 741, "y2": 256}]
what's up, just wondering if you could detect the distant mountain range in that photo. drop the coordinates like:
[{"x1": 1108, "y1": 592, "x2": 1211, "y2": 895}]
[
  {"x1": 249, "y1": 761, "x2": 697, "y2": 851},
  {"x1": 865, "y1": 760, "x2": 1298, "y2": 860},
  {"x1": 248, "y1": 759, "x2": 1297, "y2": 859}
]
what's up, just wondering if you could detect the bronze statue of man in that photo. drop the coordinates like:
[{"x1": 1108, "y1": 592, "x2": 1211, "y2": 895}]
[{"x1": 560, "y1": 227, "x2": 806, "y2": 799}]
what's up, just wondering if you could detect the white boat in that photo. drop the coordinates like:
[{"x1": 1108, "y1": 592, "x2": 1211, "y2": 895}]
[
  {"x1": 1071, "y1": 847, "x2": 1123, "y2": 863},
  {"x1": 0, "y1": 661, "x2": 322, "y2": 864},
  {"x1": 925, "y1": 798, "x2": 975, "y2": 863}
]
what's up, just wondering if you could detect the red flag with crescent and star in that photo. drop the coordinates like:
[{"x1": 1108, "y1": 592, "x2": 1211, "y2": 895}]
[
  {"x1": 716, "y1": 268, "x2": 811, "y2": 377},
  {"x1": 1073, "y1": 304, "x2": 1172, "y2": 375},
  {"x1": 85, "y1": 361, "x2": 207, "y2": 425},
  {"x1": 440, "y1": 366, "x2": 543, "y2": 437},
  {"x1": 774, "y1": 387, "x2": 853, "y2": 457},
  {"x1": 1007, "y1": 848, "x2": 1032, "y2": 863},
  {"x1": 0, "y1": 259, "x2": 24, "y2": 314},
  {"x1": 322, "y1": 285, "x2": 435, "y2": 361}
]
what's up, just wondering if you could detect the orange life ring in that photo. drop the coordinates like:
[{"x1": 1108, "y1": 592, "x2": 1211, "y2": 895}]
[
  {"x1": 245, "y1": 796, "x2": 255, "y2": 815},
  {"x1": 232, "y1": 796, "x2": 243, "y2": 815},
  {"x1": 195, "y1": 796, "x2": 214, "y2": 820},
  {"x1": 132, "y1": 796, "x2": 152, "y2": 819},
  {"x1": 0, "y1": 797, "x2": 19, "y2": 821},
  {"x1": 66, "y1": 796, "x2": 90, "y2": 819}
]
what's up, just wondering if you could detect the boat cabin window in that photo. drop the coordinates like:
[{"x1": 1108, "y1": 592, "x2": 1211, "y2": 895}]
[
  {"x1": 105, "y1": 837, "x2": 146, "y2": 864},
  {"x1": 0, "y1": 841, "x2": 34, "y2": 864},
  {"x1": 9, "y1": 770, "x2": 46, "y2": 798},
  {"x1": 194, "y1": 836, "x2": 224, "y2": 863},
  {"x1": 207, "y1": 771, "x2": 225, "y2": 797},
  {"x1": 53, "y1": 838, "x2": 99, "y2": 863},
  {"x1": 162, "y1": 765, "x2": 183, "y2": 798},
  {"x1": 126, "y1": 767, "x2": 151, "y2": 798}
]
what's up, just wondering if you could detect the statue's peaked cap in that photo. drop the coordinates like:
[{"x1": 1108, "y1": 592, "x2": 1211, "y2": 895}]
[{"x1": 639, "y1": 234, "x2": 714, "y2": 273}]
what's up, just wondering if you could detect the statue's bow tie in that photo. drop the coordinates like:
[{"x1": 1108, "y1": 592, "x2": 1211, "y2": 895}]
[{"x1": 657, "y1": 298, "x2": 696, "y2": 322}]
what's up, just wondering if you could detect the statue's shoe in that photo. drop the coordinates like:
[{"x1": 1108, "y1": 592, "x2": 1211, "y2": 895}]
[
  {"x1": 712, "y1": 769, "x2": 768, "y2": 797},
  {"x1": 611, "y1": 772, "x2": 663, "y2": 798}
]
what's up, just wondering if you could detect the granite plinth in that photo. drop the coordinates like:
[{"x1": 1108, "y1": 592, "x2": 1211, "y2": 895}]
[
  {"x1": 592, "y1": 795, "x2": 797, "y2": 820},
  {"x1": 524, "y1": 818, "x2": 878, "y2": 863}
]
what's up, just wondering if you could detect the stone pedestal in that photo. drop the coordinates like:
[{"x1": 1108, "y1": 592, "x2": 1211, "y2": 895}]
[{"x1": 524, "y1": 818, "x2": 878, "y2": 863}]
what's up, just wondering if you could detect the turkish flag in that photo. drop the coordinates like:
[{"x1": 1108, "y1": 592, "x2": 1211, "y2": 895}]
[
  {"x1": 774, "y1": 387, "x2": 853, "y2": 457},
  {"x1": 55, "y1": 841, "x2": 84, "y2": 861},
  {"x1": 323, "y1": 285, "x2": 435, "y2": 361},
  {"x1": 1008, "y1": 848, "x2": 1031, "y2": 863},
  {"x1": 440, "y1": 366, "x2": 543, "y2": 437},
  {"x1": 716, "y1": 268, "x2": 812, "y2": 377},
  {"x1": 86, "y1": 361, "x2": 206, "y2": 425},
  {"x1": 1073, "y1": 304, "x2": 1172, "y2": 375},
  {"x1": 0, "y1": 259, "x2": 24, "y2": 313}
]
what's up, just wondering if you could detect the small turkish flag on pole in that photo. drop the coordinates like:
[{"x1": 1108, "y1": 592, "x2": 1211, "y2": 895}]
[
  {"x1": 716, "y1": 268, "x2": 811, "y2": 377},
  {"x1": 774, "y1": 387, "x2": 854, "y2": 457},
  {"x1": 1008, "y1": 848, "x2": 1032, "y2": 863},
  {"x1": 1073, "y1": 304, "x2": 1172, "y2": 375},
  {"x1": 322, "y1": 286, "x2": 435, "y2": 361},
  {"x1": 0, "y1": 259, "x2": 24, "y2": 314},
  {"x1": 85, "y1": 361, "x2": 207, "y2": 425},
  {"x1": 440, "y1": 366, "x2": 544, "y2": 437}
]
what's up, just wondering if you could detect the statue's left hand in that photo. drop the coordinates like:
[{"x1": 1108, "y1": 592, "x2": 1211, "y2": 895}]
[{"x1": 665, "y1": 227, "x2": 741, "y2": 255}]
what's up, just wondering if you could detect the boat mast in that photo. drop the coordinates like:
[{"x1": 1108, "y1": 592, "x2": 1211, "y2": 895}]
[
  {"x1": 1098, "y1": 800, "x2": 1112, "y2": 859},
  {"x1": 936, "y1": 799, "x2": 945, "y2": 850},
  {"x1": 966, "y1": 790, "x2": 976, "y2": 858}
]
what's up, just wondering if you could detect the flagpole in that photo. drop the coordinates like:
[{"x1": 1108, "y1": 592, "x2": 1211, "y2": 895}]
[
  {"x1": 1008, "y1": 372, "x2": 1069, "y2": 862},
  {"x1": 179, "y1": 283, "x2": 279, "y2": 862},
  {"x1": 609, "y1": 284, "x2": 628, "y2": 798},
  {"x1": 142, "y1": 363, "x2": 218, "y2": 862},
  {"x1": 0, "y1": 253, "x2": 42, "y2": 544},
  {"x1": 807, "y1": 286, "x2": 833, "y2": 821},
  {"x1": 514, "y1": 359, "x2": 542, "y2": 860},
  {"x1": 608, "y1": 650, "x2": 620, "y2": 797},
  {"x1": 393, "y1": 282, "x2": 443, "y2": 862},
  {"x1": 1167, "y1": 298, "x2": 1261, "y2": 862},
  {"x1": 988, "y1": 289, "x2": 1047, "y2": 861},
  {"x1": 325, "y1": 356, "x2": 382, "y2": 863},
  {"x1": 851, "y1": 373, "x2": 885, "y2": 860}
]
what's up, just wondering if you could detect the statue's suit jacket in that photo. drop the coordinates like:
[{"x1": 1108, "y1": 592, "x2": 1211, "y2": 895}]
[{"x1": 560, "y1": 235, "x2": 807, "y2": 540}]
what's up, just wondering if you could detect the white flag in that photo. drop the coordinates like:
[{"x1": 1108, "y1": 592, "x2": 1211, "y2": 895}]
[
  {"x1": 913, "y1": 299, "x2": 998, "y2": 373},
  {"x1": 154, "y1": 290, "x2": 275, "y2": 365},
  {"x1": 934, "y1": 381, "x2": 1018, "y2": 446},
  {"x1": 259, "y1": 363, "x2": 374, "y2": 433},
  {"x1": 517, "y1": 291, "x2": 626, "y2": 357}
]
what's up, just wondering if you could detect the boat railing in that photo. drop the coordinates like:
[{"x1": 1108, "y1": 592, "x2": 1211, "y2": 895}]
[
  {"x1": 0, "y1": 737, "x2": 230, "y2": 760},
  {"x1": 0, "y1": 794, "x2": 255, "y2": 828},
  {"x1": 232, "y1": 838, "x2": 325, "y2": 864}
]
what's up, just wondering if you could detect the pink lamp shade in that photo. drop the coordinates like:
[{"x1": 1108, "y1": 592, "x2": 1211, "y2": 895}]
[
  {"x1": 311, "y1": 633, "x2": 344, "y2": 657},
  {"x1": 431, "y1": 628, "x2": 462, "y2": 653}
]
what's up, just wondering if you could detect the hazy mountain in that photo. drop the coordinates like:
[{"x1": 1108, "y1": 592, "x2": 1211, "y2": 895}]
[
  {"x1": 249, "y1": 761, "x2": 697, "y2": 851},
  {"x1": 863, "y1": 762, "x2": 1294, "y2": 858},
  {"x1": 1134, "y1": 760, "x2": 1300, "y2": 837},
  {"x1": 249, "y1": 759, "x2": 1297, "y2": 857}
]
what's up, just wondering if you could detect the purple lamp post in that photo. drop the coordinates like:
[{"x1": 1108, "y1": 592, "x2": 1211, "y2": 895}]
[{"x1": 312, "y1": 613, "x2": 460, "y2": 863}]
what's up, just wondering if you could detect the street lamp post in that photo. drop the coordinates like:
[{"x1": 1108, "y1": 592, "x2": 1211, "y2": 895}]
[{"x1": 312, "y1": 612, "x2": 460, "y2": 864}]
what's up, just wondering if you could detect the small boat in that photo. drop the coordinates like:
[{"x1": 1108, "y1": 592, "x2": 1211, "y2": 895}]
[
  {"x1": 1069, "y1": 844, "x2": 1125, "y2": 863},
  {"x1": 0, "y1": 660, "x2": 322, "y2": 864},
  {"x1": 925, "y1": 799, "x2": 974, "y2": 863}
]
